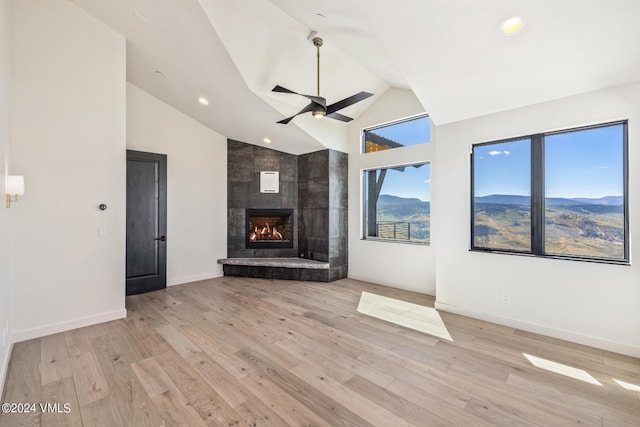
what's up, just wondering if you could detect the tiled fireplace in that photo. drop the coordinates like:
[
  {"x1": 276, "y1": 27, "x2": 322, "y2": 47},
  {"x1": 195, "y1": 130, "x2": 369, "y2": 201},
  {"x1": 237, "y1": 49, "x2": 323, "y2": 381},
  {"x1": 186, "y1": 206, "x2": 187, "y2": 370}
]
[{"x1": 225, "y1": 139, "x2": 348, "y2": 282}]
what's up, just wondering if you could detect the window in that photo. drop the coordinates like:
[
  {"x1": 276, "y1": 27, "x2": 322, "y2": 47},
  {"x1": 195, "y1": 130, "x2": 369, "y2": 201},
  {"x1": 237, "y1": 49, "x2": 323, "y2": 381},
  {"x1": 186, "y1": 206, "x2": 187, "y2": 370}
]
[
  {"x1": 363, "y1": 114, "x2": 430, "y2": 153},
  {"x1": 471, "y1": 121, "x2": 628, "y2": 263},
  {"x1": 473, "y1": 138, "x2": 532, "y2": 252},
  {"x1": 363, "y1": 162, "x2": 430, "y2": 244}
]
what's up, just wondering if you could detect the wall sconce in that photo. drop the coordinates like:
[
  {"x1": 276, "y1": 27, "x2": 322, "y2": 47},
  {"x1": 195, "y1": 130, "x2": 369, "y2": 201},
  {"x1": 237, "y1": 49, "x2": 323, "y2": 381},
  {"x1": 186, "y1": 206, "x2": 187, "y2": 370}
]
[{"x1": 6, "y1": 175, "x2": 25, "y2": 208}]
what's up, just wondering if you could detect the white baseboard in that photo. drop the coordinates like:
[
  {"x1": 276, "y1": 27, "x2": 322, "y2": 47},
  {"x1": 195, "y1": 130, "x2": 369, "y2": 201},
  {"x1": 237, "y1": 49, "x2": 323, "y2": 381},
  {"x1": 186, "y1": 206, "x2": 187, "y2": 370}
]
[
  {"x1": 435, "y1": 301, "x2": 640, "y2": 358},
  {"x1": 0, "y1": 341, "x2": 13, "y2": 401},
  {"x1": 11, "y1": 309, "x2": 127, "y2": 344},
  {"x1": 348, "y1": 273, "x2": 435, "y2": 296},
  {"x1": 168, "y1": 272, "x2": 222, "y2": 287}
]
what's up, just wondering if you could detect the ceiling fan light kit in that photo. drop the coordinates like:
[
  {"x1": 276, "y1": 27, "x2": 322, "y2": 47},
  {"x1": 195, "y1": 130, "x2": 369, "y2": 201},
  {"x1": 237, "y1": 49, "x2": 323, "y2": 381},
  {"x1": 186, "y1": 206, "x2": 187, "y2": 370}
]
[{"x1": 273, "y1": 34, "x2": 373, "y2": 124}]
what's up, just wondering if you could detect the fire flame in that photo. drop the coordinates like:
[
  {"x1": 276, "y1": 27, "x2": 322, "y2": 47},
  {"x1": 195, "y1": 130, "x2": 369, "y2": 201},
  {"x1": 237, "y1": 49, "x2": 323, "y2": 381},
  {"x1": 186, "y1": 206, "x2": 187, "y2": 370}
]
[{"x1": 249, "y1": 222, "x2": 285, "y2": 241}]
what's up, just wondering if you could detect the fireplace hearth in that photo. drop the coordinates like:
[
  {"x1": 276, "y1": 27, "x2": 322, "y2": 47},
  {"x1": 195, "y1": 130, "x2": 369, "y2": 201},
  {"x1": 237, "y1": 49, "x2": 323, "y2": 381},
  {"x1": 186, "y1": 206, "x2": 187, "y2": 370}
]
[{"x1": 246, "y1": 209, "x2": 293, "y2": 249}]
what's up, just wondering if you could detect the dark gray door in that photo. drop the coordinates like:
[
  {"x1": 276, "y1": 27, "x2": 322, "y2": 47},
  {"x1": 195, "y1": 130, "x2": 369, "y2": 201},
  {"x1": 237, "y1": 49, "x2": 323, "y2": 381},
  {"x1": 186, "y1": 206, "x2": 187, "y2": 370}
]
[{"x1": 126, "y1": 150, "x2": 167, "y2": 296}]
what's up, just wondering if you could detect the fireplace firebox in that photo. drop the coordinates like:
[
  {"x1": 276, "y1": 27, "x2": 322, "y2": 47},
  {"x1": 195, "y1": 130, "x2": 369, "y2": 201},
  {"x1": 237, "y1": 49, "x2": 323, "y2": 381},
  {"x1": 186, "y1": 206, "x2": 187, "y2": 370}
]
[{"x1": 246, "y1": 209, "x2": 293, "y2": 249}]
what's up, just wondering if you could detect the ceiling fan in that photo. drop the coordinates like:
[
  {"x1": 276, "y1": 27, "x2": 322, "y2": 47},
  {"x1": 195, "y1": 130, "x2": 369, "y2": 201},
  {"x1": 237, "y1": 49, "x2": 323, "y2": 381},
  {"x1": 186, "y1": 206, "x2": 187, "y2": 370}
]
[{"x1": 273, "y1": 35, "x2": 373, "y2": 125}]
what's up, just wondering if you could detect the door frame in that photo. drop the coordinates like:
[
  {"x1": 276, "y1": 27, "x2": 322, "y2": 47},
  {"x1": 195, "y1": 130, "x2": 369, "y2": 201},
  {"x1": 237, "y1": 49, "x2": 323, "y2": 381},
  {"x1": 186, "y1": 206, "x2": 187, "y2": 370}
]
[{"x1": 126, "y1": 149, "x2": 167, "y2": 296}]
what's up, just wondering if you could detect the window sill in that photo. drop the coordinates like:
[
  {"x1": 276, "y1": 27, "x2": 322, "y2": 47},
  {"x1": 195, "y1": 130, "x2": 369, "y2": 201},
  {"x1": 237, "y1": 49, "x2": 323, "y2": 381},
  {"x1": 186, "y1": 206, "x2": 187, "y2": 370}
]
[
  {"x1": 469, "y1": 248, "x2": 629, "y2": 266},
  {"x1": 362, "y1": 237, "x2": 430, "y2": 246}
]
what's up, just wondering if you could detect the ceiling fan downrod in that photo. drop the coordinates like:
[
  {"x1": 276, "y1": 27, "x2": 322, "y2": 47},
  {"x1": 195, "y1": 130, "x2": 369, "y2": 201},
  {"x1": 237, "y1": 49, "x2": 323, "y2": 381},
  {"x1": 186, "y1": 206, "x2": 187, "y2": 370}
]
[{"x1": 313, "y1": 36, "x2": 323, "y2": 97}]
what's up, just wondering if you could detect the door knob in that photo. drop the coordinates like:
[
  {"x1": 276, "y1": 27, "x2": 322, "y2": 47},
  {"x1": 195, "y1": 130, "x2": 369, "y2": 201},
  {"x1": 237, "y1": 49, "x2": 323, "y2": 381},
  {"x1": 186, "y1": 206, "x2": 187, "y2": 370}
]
[{"x1": 154, "y1": 236, "x2": 166, "y2": 242}]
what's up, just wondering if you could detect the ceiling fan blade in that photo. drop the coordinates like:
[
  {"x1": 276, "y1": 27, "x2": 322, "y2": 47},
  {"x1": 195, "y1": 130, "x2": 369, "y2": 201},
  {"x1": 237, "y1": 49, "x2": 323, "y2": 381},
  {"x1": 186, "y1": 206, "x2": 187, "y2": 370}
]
[
  {"x1": 326, "y1": 91, "x2": 374, "y2": 115},
  {"x1": 276, "y1": 102, "x2": 317, "y2": 124},
  {"x1": 272, "y1": 85, "x2": 326, "y2": 107},
  {"x1": 272, "y1": 85, "x2": 297, "y2": 95},
  {"x1": 326, "y1": 112, "x2": 353, "y2": 122}
]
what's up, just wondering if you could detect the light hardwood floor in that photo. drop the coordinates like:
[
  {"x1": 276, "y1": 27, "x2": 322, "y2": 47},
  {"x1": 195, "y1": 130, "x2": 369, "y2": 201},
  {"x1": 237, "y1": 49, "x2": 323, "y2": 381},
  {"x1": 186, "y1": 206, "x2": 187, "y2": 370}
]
[{"x1": 1, "y1": 277, "x2": 639, "y2": 426}]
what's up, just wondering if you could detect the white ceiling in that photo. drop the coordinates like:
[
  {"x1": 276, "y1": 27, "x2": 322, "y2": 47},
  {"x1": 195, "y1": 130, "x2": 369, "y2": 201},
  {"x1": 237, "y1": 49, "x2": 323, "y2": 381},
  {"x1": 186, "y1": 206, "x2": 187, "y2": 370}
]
[{"x1": 70, "y1": 0, "x2": 640, "y2": 154}]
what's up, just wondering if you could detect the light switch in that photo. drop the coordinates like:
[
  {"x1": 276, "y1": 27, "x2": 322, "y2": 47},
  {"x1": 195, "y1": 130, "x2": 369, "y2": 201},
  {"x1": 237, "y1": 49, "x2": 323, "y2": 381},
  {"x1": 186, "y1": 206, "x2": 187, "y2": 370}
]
[{"x1": 98, "y1": 226, "x2": 106, "y2": 237}]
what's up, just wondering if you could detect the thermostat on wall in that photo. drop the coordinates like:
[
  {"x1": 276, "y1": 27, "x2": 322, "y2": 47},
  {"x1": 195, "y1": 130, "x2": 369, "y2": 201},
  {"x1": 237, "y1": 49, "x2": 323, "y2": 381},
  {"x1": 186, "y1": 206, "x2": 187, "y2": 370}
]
[{"x1": 260, "y1": 171, "x2": 279, "y2": 193}]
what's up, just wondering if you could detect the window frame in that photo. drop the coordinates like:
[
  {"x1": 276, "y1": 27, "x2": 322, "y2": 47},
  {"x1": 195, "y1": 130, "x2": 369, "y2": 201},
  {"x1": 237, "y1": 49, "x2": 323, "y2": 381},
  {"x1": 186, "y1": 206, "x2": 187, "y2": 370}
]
[
  {"x1": 362, "y1": 161, "x2": 431, "y2": 246},
  {"x1": 361, "y1": 113, "x2": 430, "y2": 154},
  {"x1": 470, "y1": 120, "x2": 629, "y2": 265}
]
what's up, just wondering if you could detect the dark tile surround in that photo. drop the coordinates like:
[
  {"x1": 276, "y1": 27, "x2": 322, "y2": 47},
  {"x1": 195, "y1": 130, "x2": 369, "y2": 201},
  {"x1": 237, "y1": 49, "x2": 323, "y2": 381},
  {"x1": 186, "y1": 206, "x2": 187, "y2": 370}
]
[{"x1": 226, "y1": 140, "x2": 348, "y2": 282}]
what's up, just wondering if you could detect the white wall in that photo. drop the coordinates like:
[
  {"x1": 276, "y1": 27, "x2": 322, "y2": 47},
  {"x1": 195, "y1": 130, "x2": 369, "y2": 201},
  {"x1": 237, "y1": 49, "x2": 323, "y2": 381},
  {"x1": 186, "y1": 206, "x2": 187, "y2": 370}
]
[
  {"x1": 0, "y1": 0, "x2": 12, "y2": 398},
  {"x1": 348, "y1": 88, "x2": 436, "y2": 294},
  {"x1": 127, "y1": 83, "x2": 227, "y2": 285},
  {"x1": 434, "y1": 82, "x2": 640, "y2": 357},
  {"x1": 9, "y1": 0, "x2": 127, "y2": 342}
]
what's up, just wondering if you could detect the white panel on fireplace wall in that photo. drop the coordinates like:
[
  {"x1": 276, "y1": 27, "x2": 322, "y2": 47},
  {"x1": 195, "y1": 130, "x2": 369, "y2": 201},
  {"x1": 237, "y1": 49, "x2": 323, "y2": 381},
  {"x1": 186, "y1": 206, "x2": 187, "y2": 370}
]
[{"x1": 260, "y1": 171, "x2": 279, "y2": 193}]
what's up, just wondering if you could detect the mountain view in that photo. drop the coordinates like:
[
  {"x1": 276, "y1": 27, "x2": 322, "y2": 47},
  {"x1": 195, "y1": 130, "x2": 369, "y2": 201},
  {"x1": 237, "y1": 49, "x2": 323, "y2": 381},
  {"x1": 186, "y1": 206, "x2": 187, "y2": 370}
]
[
  {"x1": 474, "y1": 194, "x2": 624, "y2": 258},
  {"x1": 371, "y1": 191, "x2": 623, "y2": 258},
  {"x1": 375, "y1": 194, "x2": 430, "y2": 243}
]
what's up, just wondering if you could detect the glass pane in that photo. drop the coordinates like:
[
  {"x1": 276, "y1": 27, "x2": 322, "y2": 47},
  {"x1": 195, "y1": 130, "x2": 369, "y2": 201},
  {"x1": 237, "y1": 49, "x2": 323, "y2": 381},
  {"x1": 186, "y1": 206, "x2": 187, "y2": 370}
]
[
  {"x1": 364, "y1": 163, "x2": 430, "y2": 244},
  {"x1": 473, "y1": 139, "x2": 531, "y2": 251},
  {"x1": 363, "y1": 115, "x2": 430, "y2": 153},
  {"x1": 544, "y1": 124, "x2": 625, "y2": 259}
]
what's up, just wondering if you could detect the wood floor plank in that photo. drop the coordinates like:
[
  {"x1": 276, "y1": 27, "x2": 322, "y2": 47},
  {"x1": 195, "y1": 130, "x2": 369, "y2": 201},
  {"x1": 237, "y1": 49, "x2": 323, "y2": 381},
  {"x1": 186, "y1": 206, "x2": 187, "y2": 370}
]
[
  {"x1": 275, "y1": 339, "x2": 356, "y2": 384},
  {"x1": 2, "y1": 277, "x2": 639, "y2": 427},
  {"x1": 40, "y1": 333, "x2": 72, "y2": 386},
  {"x1": 186, "y1": 352, "x2": 249, "y2": 408},
  {"x1": 445, "y1": 360, "x2": 606, "y2": 425},
  {"x1": 77, "y1": 396, "x2": 127, "y2": 427},
  {"x1": 155, "y1": 324, "x2": 202, "y2": 359},
  {"x1": 233, "y1": 398, "x2": 289, "y2": 426},
  {"x1": 0, "y1": 340, "x2": 42, "y2": 427},
  {"x1": 386, "y1": 378, "x2": 496, "y2": 427},
  {"x1": 289, "y1": 362, "x2": 415, "y2": 427},
  {"x1": 64, "y1": 329, "x2": 93, "y2": 360},
  {"x1": 68, "y1": 351, "x2": 110, "y2": 407},
  {"x1": 90, "y1": 339, "x2": 166, "y2": 427},
  {"x1": 150, "y1": 388, "x2": 207, "y2": 427},
  {"x1": 153, "y1": 348, "x2": 242, "y2": 426},
  {"x1": 240, "y1": 372, "x2": 334, "y2": 427},
  {"x1": 131, "y1": 357, "x2": 176, "y2": 398},
  {"x1": 344, "y1": 375, "x2": 450, "y2": 427},
  {"x1": 236, "y1": 347, "x2": 375, "y2": 427},
  {"x1": 41, "y1": 377, "x2": 82, "y2": 427}
]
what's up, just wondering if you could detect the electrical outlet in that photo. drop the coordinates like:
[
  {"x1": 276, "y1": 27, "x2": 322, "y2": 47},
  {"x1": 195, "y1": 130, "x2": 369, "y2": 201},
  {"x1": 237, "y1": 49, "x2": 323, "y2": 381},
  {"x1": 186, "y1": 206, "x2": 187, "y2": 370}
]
[
  {"x1": 502, "y1": 293, "x2": 510, "y2": 304},
  {"x1": 98, "y1": 226, "x2": 106, "y2": 237}
]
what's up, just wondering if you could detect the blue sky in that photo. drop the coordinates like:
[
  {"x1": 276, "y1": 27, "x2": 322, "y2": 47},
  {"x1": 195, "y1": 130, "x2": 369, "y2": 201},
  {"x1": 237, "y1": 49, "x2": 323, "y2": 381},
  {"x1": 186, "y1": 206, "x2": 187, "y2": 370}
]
[
  {"x1": 368, "y1": 115, "x2": 431, "y2": 201},
  {"x1": 368, "y1": 115, "x2": 430, "y2": 146},
  {"x1": 545, "y1": 125, "x2": 623, "y2": 198},
  {"x1": 474, "y1": 124, "x2": 624, "y2": 198},
  {"x1": 474, "y1": 139, "x2": 531, "y2": 197},
  {"x1": 379, "y1": 163, "x2": 430, "y2": 201}
]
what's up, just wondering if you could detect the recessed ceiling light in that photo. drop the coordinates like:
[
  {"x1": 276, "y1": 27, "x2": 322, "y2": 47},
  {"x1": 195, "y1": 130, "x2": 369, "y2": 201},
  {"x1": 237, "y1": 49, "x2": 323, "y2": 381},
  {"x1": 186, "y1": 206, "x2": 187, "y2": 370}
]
[
  {"x1": 500, "y1": 16, "x2": 525, "y2": 35},
  {"x1": 198, "y1": 97, "x2": 209, "y2": 106},
  {"x1": 154, "y1": 70, "x2": 163, "y2": 77},
  {"x1": 316, "y1": 13, "x2": 325, "y2": 18},
  {"x1": 263, "y1": 138, "x2": 272, "y2": 144}
]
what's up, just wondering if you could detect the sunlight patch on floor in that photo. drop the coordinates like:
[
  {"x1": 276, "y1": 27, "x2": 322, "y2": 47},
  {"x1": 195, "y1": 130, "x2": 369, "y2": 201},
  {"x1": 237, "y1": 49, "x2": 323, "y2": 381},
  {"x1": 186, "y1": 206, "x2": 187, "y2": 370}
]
[
  {"x1": 357, "y1": 292, "x2": 453, "y2": 341},
  {"x1": 523, "y1": 353, "x2": 602, "y2": 386},
  {"x1": 613, "y1": 378, "x2": 640, "y2": 392}
]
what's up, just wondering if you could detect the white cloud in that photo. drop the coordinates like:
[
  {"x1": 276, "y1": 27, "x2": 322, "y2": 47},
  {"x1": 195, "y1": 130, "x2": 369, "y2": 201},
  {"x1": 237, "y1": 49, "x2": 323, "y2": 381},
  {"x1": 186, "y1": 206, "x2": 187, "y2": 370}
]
[
  {"x1": 598, "y1": 166, "x2": 608, "y2": 169},
  {"x1": 488, "y1": 150, "x2": 510, "y2": 157},
  {"x1": 424, "y1": 179, "x2": 431, "y2": 184}
]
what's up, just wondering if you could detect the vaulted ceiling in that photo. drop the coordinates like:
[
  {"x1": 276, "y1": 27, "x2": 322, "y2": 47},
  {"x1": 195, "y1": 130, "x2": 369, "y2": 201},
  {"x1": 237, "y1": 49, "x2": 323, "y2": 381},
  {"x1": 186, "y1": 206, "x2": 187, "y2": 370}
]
[{"x1": 70, "y1": 0, "x2": 640, "y2": 154}]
